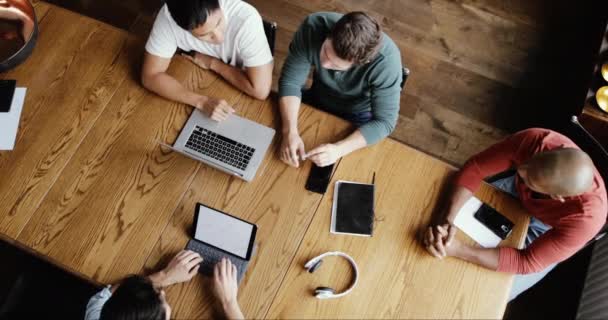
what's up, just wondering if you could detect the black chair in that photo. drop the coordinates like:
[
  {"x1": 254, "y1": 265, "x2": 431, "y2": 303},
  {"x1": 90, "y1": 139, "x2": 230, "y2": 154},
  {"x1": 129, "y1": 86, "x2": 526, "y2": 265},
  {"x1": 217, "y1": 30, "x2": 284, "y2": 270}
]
[
  {"x1": 263, "y1": 20, "x2": 277, "y2": 56},
  {"x1": 401, "y1": 67, "x2": 410, "y2": 90},
  {"x1": 0, "y1": 241, "x2": 99, "y2": 319},
  {"x1": 561, "y1": 115, "x2": 608, "y2": 241},
  {"x1": 576, "y1": 232, "x2": 608, "y2": 319}
]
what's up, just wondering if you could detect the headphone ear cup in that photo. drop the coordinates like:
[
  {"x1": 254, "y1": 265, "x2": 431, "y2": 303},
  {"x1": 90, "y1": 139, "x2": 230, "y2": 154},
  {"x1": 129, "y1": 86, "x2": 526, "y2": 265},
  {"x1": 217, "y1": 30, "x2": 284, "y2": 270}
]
[
  {"x1": 307, "y1": 259, "x2": 323, "y2": 273},
  {"x1": 314, "y1": 286, "x2": 335, "y2": 299}
]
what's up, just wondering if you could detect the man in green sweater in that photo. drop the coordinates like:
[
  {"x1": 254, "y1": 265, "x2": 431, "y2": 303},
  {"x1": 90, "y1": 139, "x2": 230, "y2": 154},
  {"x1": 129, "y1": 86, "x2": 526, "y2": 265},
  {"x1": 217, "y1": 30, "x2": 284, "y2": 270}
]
[{"x1": 278, "y1": 11, "x2": 402, "y2": 167}]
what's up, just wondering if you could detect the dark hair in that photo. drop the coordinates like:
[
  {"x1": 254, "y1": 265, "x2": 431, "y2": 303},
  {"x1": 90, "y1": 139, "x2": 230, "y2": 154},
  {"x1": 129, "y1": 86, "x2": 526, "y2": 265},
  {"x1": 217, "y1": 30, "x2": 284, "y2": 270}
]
[
  {"x1": 329, "y1": 12, "x2": 382, "y2": 65},
  {"x1": 100, "y1": 275, "x2": 166, "y2": 320},
  {"x1": 165, "y1": 0, "x2": 220, "y2": 30}
]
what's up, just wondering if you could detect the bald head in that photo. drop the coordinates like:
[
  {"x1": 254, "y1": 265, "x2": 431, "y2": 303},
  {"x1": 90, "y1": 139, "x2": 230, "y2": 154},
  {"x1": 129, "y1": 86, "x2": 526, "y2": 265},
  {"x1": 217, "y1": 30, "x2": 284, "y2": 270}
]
[{"x1": 519, "y1": 148, "x2": 595, "y2": 197}]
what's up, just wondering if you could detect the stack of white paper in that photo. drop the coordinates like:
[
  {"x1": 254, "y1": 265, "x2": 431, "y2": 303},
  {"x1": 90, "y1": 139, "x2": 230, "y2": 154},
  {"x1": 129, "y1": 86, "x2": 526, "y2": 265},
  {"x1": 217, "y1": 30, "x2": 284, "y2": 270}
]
[
  {"x1": 453, "y1": 196, "x2": 503, "y2": 248},
  {"x1": 0, "y1": 87, "x2": 27, "y2": 150}
]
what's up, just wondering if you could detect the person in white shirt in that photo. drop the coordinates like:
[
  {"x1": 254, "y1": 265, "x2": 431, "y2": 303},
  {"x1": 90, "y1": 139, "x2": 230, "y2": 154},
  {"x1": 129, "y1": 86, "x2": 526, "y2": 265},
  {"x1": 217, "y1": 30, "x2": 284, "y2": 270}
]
[{"x1": 141, "y1": 0, "x2": 274, "y2": 121}]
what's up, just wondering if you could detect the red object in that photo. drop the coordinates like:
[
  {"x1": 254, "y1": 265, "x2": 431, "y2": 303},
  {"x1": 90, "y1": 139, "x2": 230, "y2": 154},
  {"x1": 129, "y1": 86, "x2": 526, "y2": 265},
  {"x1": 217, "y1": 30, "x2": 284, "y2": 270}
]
[{"x1": 455, "y1": 128, "x2": 608, "y2": 274}]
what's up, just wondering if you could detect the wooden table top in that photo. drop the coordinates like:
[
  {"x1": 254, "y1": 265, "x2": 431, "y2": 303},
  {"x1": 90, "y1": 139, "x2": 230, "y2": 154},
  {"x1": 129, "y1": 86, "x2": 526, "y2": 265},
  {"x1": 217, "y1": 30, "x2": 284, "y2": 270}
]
[{"x1": 0, "y1": 3, "x2": 529, "y2": 319}]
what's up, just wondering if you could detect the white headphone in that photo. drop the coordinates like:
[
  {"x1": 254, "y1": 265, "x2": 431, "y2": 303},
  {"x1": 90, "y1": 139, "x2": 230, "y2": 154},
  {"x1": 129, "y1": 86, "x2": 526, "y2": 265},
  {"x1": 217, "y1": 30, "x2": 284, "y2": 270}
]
[{"x1": 303, "y1": 251, "x2": 359, "y2": 299}]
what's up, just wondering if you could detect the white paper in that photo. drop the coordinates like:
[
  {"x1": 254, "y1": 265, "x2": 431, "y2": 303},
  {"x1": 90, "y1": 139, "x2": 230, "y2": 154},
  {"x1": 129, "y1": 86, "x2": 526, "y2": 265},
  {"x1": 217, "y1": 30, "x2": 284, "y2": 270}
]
[
  {"x1": 0, "y1": 88, "x2": 27, "y2": 150},
  {"x1": 453, "y1": 196, "x2": 502, "y2": 248}
]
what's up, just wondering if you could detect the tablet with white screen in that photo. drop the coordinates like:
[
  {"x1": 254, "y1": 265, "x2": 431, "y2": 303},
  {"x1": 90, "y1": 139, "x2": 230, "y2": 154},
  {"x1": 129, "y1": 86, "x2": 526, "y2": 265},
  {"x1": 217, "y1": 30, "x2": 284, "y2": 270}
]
[{"x1": 192, "y1": 203, "x2": 257, "y2": 260}]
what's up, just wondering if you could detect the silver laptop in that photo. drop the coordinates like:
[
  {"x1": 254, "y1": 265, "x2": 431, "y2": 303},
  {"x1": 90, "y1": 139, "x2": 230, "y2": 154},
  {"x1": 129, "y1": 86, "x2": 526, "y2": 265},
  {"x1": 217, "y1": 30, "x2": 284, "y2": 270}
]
[{"x1": 162, "y1": 109, "x2": 275, "y2": 182}]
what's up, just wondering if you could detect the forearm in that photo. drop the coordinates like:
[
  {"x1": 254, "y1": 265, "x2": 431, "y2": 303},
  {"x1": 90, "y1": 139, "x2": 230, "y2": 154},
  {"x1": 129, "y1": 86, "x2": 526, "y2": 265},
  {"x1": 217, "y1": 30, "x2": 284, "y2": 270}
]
[
  {"x1": 445, "y1": 185, "x2": 474, "y2": 223},
  {"x1": 210, "y1": 59, "x2": 269, "y2": 100},
  {"x1": 453, "y1": 243, "x2": 500, "y2": 271},
  {"x1": 148, "y1": 270, "x2": 171, "y2": 288},
  {"x1": 142, "y1": 72, "x2": 202, "y2": 106},
  {"x1": 222, "y1": 301, "x2": 245, "y2": 320},
  {"x1": 279, "y1": 96, "x2": 302, "y2": 134},
  {"x1": 357, "y1": 114, "x2": 397, "y2": 146},
  {"x1": 335, "y1": 130, "x2": 367, "y2": 158}
]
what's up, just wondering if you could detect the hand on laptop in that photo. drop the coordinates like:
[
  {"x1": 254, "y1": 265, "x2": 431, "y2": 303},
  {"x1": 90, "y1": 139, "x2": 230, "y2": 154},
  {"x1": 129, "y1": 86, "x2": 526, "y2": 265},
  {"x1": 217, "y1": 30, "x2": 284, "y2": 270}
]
[
  {"x1": 151, "y1": 250, "x2": 203, "y2": 287},
  {"x1": 280, "y1": 131, "x2": 306, "y2": 167},
  {"x1": 423, "y1": 223, "x2": 460, "y2": 259},
  {"x1": 193, "y1": 96, "x2": 235, "y2": 122}
]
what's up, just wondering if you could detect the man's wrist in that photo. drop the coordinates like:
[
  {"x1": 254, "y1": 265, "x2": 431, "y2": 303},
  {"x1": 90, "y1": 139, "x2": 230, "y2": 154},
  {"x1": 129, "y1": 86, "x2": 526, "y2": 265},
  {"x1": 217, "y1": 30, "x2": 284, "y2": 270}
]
[
  {"x1": 445, "y1": 201, "x2": 460, "y2": 224},
  {"x1": 222, "y1": 299, "x2": 240, "y2": 315},
  {"x1": 209, "y1": 57, "x2": 220, "y2": 72},
  {"x1": 148, "y1": 270, "x2": 170, "y2": 288},
  {"x1": 445, "y1": 211, "x2": 457, "y2": 225},
  {"x1": 282, "y1": 126, "x2": 298, "y2": 135},
  {"x1": 450, "y1": 241, "x2": 469, "y2": 260},
  {"x1": 333, "y1": 139, "x2": 350, "y2": 158},
  {"x1": 186, "y1": 92, "x2": 205, "y2": 107}
]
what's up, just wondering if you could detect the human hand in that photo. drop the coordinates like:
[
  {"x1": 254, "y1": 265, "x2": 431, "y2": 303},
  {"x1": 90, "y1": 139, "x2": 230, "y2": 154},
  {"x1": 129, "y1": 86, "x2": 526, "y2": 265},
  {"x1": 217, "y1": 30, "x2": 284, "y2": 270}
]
[
  {"x1": 280, "y1": 131, "x2": 306, "y2": 167},
  {"x1": 193, "y1": 96, "x2": 235, "y2": 122},
  {"x1": 213, "y1": 258, "x2": 239, "y2": 310},
  {"x1": 423, "y1": 223, "x2": 459, "y2": 259},
  {"x1": 306, "y1": 143, "x2": 343, "y2": 167},
  {"x1": 156, "y1": 250, "x2": 203, "y2": 287},
  {"x1": 0, "y1": 1, "x2": 34, "y2": 41},
  {"x1": 182, "y1": 51, "x2": 217, "y2": 70}
]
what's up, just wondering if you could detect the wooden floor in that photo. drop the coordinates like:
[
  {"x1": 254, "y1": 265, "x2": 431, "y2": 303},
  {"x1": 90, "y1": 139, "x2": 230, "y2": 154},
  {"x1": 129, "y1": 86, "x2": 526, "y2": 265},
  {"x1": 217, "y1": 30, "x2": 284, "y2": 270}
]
[{"x1": 39, "y1": 0, "x2": 602, "y2": 165}]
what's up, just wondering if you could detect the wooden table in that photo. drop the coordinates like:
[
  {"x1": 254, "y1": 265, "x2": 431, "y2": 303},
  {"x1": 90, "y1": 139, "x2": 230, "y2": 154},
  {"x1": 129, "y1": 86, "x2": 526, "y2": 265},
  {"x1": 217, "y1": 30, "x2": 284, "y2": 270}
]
[{"x1": 0, "y1": 3, "x2": 529, "y2": 319}]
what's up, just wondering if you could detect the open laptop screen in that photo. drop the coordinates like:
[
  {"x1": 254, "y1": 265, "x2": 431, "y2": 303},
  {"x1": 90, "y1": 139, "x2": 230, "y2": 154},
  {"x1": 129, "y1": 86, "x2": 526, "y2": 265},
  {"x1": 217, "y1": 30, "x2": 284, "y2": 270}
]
[{"x1": 193, "y1": 204, "x2": 256, "y2": 260}]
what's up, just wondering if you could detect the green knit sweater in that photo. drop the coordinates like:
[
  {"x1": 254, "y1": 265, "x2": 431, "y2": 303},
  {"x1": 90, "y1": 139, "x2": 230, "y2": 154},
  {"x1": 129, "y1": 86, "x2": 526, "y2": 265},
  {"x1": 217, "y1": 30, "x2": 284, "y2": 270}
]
[{"x1": 278, "y1": 12, "x2": 402, "y2": 145}]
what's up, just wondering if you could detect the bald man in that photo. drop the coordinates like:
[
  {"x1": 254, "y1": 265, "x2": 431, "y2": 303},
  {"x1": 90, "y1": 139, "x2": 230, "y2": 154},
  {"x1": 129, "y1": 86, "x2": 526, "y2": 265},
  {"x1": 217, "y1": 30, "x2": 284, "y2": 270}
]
[{"x1": 423, "y1": 128, "x2": 607, "y2": 300}]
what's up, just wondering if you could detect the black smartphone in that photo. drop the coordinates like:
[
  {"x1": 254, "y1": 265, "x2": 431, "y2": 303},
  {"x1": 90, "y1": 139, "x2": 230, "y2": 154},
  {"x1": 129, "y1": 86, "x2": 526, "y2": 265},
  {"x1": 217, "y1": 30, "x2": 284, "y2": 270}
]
[
  {"x1": 0, "y1": 80, "x2": 16, "y2": 113},
  {"x1": 474, "y1": 204, "x2": 514, "y2": 240},
  {"x1": 305, "y1": 164, "x2": 334, "y2": 194}
]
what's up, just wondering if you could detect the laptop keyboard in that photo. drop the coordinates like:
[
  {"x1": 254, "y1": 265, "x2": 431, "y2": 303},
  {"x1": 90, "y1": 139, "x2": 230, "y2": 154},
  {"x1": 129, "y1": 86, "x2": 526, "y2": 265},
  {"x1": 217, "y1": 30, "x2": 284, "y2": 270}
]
[{"x1": 185, "y1": 126, "x2": 255, "y2": 171}]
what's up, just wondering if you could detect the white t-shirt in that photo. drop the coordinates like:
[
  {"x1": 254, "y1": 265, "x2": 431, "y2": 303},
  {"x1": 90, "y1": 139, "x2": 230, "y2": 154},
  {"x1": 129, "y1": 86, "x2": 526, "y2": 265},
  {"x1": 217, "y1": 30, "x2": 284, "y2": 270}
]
[{"x1": 145, "y1": 0, "x2": 273, "y2": 68}]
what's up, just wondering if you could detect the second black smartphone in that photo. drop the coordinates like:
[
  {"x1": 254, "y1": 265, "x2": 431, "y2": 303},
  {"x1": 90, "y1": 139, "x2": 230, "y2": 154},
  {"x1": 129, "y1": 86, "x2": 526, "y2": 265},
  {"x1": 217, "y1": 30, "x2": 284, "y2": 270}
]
[
  {"x1": 474, "y1": 204, "x2": 514, "y2": 240},
  {"x1": 305, "y1": 164, "x2": 334, "y2": 194}
]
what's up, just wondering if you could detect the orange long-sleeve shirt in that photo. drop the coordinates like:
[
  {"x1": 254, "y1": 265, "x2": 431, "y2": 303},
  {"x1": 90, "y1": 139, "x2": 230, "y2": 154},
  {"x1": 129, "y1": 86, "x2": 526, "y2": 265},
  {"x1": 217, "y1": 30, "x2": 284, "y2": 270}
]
[{"x1": 454, "y1": 128, "x2": 607, "y2": 274}]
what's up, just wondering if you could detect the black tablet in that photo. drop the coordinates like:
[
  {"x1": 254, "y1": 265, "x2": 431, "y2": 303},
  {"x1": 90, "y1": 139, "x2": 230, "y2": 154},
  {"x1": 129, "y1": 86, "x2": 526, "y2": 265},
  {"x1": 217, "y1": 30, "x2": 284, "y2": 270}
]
[{"x1": 192, "y1": 203, "x2": 257, "y2": 260}]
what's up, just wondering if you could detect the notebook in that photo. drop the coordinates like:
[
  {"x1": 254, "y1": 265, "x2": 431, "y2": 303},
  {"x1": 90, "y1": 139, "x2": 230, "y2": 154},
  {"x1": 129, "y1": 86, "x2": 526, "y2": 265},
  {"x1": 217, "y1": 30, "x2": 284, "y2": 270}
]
[{"x1": 330, "y1": 180, "x2": 375, "y2": 236}]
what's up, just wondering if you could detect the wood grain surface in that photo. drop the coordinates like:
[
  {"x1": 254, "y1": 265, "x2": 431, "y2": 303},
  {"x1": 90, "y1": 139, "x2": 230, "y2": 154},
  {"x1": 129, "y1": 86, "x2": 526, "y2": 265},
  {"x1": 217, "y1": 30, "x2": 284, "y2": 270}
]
[
  {"x1": 141, "y1": 84, "x2": 353, "y2": 319},
  {"x1": 266, "y1": 139, "x2": 529, "y2": 319},
  {"x1": 0, "y1": 3, "x2": 129, "y2": 239},
  {"x1": 14, "y1": 29, "x2": 274, "y2": 282},
  {"x1": 1, "y1": 4, "x2": 530, "y2": 319}
]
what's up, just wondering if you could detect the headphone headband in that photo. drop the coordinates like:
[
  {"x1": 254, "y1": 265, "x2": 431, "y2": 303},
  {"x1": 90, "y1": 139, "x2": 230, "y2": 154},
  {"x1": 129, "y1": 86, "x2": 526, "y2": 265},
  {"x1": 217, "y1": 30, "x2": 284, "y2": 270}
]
[{"x1": 304, "y1": 251, "x2": 359, "y2": 299}]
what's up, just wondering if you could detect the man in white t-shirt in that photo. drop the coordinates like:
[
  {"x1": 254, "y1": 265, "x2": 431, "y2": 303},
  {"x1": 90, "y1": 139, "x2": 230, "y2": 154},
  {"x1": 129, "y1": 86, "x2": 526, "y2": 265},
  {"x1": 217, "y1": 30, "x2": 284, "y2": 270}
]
[{"x1": 142, "y1": 0, "x2": 273, "y2": 121}]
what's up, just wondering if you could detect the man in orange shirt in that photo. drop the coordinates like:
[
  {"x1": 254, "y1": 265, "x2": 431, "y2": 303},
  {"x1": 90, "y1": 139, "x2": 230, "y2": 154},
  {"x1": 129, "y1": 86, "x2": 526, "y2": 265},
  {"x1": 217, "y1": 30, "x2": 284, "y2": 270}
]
[{"x1": 424, "y1": 128, "x2": 607, "y2": 300}]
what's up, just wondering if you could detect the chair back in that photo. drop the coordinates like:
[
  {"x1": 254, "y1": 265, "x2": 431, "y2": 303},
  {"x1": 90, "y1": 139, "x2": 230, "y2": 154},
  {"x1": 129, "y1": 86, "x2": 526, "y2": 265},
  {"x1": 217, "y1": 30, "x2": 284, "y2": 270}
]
[
  {"x1": 561, "y1": 116, "x2": 608, "y2": 241},
  {"x1": 401, "y1": 67, "x2": 410, "y2": 90},
  {"x1": 263, "y1": 20, "x2": 277, "y2": 56}
]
